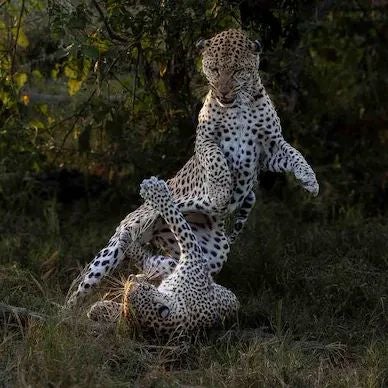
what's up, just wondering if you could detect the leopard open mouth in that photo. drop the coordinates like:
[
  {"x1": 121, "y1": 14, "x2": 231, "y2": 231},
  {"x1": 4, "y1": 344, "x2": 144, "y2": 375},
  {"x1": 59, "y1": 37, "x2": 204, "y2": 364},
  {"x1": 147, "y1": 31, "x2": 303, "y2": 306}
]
[
  {"x1": 216, "y1": 97, "x2": 236, "y2": 107},
  {"x1": 220, "y1": 97, "x2": 235, "y2": 104}
]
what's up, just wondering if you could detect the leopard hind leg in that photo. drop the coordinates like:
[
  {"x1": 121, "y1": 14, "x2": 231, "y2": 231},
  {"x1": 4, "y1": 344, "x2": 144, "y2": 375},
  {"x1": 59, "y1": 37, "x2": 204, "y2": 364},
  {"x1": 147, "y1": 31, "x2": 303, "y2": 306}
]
[
  {"x1": 190, "y1": 214, "x2": 230, "y2": 276},
  {"x1": 150, "y1": 212, "x2": 230, "y2": 277}
]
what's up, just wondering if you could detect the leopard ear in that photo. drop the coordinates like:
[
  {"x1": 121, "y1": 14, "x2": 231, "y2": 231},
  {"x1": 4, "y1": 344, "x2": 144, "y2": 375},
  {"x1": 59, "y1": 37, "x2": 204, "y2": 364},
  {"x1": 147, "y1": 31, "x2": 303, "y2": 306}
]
[
  {"x1": 154, "y1": 296, "x2": 171, "y2": 319},
  {"x1": 250, "y1": 39, "x2": 262, "y2": 53},
  {"x1": 196, "y1": 38, "x2": 209, "y2": 52}
]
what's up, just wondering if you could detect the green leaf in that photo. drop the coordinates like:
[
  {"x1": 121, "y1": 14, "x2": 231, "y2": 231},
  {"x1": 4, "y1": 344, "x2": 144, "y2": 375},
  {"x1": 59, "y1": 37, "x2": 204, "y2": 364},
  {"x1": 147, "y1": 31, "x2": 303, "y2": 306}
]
[
  {"x1": 82, "y1": 45, "x2": 100, "y2": 59},
  {"x1": 15, "y1": 28, "x2": 29, "y2": 48},
  {"x1": 67, "y1": 79, "x2": 82, "y2": 96},
  {"x1": 14, "y1": 73, "x2": 28, "y2": 88},
  {"x1": 32, "y1": 69, "x2": 43, "y2": 80},
  {"x1": 64, "y1": 64, "x2": 78, "y2": 79},
  {"x1": 29, "y1": 120, "x2": 44, "y2": 129}
]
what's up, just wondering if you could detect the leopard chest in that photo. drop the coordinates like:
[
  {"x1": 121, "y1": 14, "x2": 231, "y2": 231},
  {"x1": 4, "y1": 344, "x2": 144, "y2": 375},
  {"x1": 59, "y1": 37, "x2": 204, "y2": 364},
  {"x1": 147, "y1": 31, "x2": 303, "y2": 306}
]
[{"x1": 218, "y1": 109, "x2": 259, "y2": 209}]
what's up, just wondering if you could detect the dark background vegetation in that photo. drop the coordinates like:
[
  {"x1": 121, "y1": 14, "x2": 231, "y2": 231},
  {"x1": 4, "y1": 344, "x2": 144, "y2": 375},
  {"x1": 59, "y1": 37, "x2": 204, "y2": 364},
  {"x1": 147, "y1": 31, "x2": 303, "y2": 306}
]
[{"x1": 1, "y1": 0, "x2": 387, "y2": 386}]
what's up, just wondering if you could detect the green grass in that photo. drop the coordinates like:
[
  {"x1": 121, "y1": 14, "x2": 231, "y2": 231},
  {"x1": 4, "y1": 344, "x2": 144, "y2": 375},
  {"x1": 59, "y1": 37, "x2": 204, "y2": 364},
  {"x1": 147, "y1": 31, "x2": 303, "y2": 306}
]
[{"x1": 1, "y1": 186, "x2": 387, "y2": 387}]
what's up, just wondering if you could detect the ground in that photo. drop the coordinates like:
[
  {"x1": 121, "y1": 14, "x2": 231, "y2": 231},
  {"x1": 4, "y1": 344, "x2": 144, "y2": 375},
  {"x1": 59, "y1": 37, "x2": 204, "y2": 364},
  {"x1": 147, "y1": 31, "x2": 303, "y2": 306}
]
[{"x1": 0, "y1": 177, "x2": 387, "y2": 387}]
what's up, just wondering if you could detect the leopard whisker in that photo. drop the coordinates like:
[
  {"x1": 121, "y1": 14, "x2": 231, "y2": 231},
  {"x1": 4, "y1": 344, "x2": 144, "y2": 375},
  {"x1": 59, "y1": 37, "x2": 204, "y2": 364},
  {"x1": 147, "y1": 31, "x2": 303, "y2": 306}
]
[{"x1": 143, "y1": 265, "x2": 161, "y2": 281}]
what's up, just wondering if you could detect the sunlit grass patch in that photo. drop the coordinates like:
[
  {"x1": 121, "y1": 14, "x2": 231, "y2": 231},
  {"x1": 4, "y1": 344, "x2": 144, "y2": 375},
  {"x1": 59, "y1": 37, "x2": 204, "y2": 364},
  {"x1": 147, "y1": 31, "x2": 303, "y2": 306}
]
[{"x1": 0, "y1": 193, "x2": 387, "y2": 386}]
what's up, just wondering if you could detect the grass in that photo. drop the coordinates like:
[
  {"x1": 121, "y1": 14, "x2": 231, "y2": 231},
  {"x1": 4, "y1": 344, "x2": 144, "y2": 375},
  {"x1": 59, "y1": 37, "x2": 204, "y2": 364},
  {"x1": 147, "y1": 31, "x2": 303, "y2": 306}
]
[{"x1": 1, "y1": 180, "x2": 387, "y2": 387}]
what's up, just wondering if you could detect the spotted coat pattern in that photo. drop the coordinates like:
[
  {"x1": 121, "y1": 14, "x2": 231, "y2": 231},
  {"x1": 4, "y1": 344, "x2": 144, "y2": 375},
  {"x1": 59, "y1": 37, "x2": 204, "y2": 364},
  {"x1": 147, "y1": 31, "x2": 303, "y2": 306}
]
[
  {"x1": 66, "y1": 29, "x2": 318, "y2": 306},
  {"x1": 88, "y1": 177, "x2": 239, "y2": 334}
]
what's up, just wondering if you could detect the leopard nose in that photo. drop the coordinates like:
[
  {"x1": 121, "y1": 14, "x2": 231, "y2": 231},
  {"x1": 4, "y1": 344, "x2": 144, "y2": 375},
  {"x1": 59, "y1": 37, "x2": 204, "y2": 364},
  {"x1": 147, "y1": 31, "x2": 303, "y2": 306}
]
[
  {"x1": 219, "y1": 92, "x2": 235, "y2": 103},
  {"x1": 128, "y1": 274, "x2": 136, "y2": 282},
  {"x1": 136, "y1": 274, "x2": 146, "y2": 282},
  {"x1": 128, "y1": 274, "x2": 146, "y2": 283}
]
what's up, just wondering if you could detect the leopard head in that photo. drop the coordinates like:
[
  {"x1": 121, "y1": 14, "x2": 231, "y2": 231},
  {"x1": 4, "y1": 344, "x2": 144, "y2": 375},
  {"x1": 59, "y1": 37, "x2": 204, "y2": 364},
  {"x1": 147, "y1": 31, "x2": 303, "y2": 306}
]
[
  {"x1": 197, "y1": 29, "x2": 262, "y2": 107},
  {"x1": 123, "y1": 275, "x2": 172, "y2": 331}
]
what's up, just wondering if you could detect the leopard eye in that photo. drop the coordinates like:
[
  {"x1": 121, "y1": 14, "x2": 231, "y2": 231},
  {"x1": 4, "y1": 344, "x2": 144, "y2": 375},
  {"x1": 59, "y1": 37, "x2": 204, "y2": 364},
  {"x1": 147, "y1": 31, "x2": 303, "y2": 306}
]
[{"x1": 158, "y1": 305, "x2": 170, "y2": 319}]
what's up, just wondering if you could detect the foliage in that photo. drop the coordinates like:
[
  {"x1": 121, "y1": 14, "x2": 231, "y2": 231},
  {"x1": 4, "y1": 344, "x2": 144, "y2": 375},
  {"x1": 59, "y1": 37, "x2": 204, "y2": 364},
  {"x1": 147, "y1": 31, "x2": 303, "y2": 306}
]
[{"x1": 1, "y1": 0, "x2": 386, "y2": 208}]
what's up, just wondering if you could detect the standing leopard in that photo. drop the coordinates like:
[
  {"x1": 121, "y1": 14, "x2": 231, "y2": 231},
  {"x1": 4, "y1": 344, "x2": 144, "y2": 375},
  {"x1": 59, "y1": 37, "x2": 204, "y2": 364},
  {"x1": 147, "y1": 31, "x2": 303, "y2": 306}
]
[
  {"x1": 87, "y1": 177, "x2": 239, "y2": 335},
  {"x1": 195, "y1": 29, "x2": 318, "y2": 241},
  {"x1": 66, "y1": 29, "x2": 318, "y2": 306}
]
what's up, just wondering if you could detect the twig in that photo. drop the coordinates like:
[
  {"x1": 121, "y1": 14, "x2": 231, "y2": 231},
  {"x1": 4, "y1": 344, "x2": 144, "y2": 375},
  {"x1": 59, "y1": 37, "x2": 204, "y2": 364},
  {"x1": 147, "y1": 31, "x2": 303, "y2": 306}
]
[
  {"x1": 21, "y1": 89, "x2": 126, "y2": 104},
  {"x1": 51, "y1": 53, "x2": 124, "y2": 162},
  {"x1": 0, "y1": 302, "x2": 46, "y2": 322},
  {"x1": 109, "y1": 72, "x2": 132, "y2": 93},
  {"x1": 0, "y1": 0, "x2": 10, "y2": 8},
  {"x1": 132, "y1": 45, "x2": 141, "y2": 114},
  {"x1": 52, "y1": 88, "x2": 97, "y2": 163},
  {"x1": 91, "y1": 0, "x2": 127, "y2": 43},
  {"x1": 10, "y1": 0, "x2": 25, "y2": 79}
]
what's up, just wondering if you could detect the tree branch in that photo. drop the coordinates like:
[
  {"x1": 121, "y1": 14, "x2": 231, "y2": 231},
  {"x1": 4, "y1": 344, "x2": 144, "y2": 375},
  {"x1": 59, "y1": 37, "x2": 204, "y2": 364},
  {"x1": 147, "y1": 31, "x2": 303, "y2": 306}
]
[
  {"x1": 91, "y1": 0, "x2": 127, "y2": 43},
  {"x1": 10, "y1": 0, "x2": 25, "y2": 79},
  {"x1": 0, "y1": 0, "x2": 10, "y2": 8}
]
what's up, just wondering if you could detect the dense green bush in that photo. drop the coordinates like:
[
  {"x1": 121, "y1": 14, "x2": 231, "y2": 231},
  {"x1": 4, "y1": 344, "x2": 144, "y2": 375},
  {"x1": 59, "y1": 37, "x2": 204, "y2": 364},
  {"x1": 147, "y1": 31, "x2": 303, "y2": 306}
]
[{"x1": 1, "y1": 0, "x2": 387, "y2": 211}]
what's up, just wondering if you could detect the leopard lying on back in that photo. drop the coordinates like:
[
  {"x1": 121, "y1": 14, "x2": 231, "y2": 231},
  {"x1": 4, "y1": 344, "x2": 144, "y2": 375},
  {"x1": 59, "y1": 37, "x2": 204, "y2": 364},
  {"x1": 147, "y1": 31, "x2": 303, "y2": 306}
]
[
  {"x1": 66, "y1": 29, "x2": 318, "y2": 306},
  {"x1": 88, "y1": 177, "x2": 239, "y2": 335}
]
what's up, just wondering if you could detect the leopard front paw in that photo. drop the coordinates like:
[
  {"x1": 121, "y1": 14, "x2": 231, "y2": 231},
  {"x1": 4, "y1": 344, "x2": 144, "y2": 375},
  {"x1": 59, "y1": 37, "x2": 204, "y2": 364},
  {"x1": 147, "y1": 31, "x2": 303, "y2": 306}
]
[
  {"x1": 295, "y1": 168, "x2": 319, "y2": 196},
  {"x1": 208, "y1": 183, "x2": 232, "y2": 209},
  {"x1": 87, "y1": 300, "x2": 122, "y2": 323},
  {"x1": 228, "y1": 232, "x2": 238, "y2": 245},
  {"x1": 140, "y1": 176, "x2": 172, "y2": 210},
  {"x1": 65, "y1": 290, "x2": 83, "y2": 309}
]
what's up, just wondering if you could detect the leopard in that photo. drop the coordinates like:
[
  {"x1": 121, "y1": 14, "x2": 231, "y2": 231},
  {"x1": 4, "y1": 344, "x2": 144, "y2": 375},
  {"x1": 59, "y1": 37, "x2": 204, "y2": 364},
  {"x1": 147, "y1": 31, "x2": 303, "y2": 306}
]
[
  {"x1": 87, "y1": 177, "x2": 239, "y2": 335},
  {"x1": 66, "y1": 29, "x2": 318, "y2": 306}
]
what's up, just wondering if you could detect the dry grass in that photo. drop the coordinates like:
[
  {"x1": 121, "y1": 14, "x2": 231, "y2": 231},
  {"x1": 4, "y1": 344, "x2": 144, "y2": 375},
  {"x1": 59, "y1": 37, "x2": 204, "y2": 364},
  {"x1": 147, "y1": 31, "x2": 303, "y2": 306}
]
[{"x1": 1, "y1": 191, "x2": 387, "y2": 387}]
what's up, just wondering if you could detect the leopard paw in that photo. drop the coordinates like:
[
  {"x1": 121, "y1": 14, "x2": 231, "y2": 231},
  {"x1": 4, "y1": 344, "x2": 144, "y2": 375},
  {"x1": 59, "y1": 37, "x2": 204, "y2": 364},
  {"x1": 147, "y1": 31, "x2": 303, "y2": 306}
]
[
  {"x1": 140, "y1": 176, "x2": 172, "y2": 209},
  {"x1": 295, "y1": 168, "x2": 319, "y2": 196}
]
